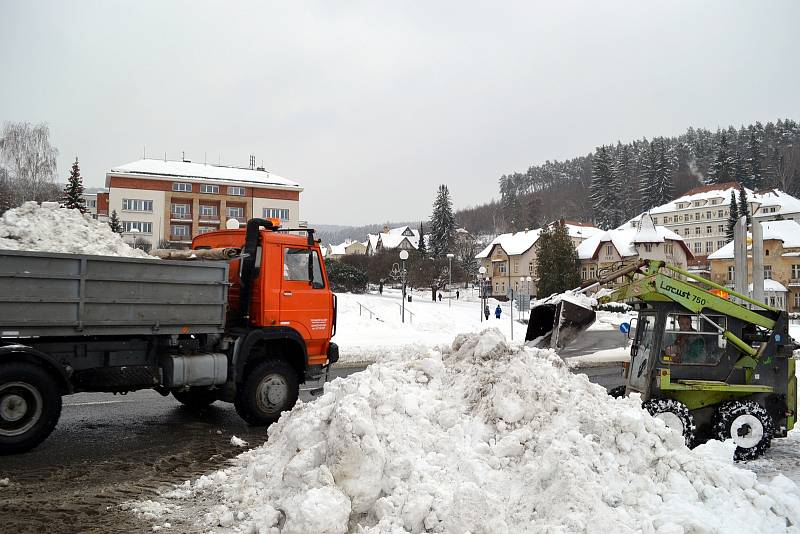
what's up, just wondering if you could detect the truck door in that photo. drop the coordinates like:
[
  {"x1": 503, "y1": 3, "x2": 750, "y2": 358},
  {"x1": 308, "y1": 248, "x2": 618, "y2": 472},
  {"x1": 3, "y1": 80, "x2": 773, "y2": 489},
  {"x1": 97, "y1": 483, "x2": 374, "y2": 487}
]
[
  {"x1": 279, "y1": 246, "x2": 331, "y2": 359},
  {"x1": 628, "y1": 312, "x2": 659, "y2": 397}
]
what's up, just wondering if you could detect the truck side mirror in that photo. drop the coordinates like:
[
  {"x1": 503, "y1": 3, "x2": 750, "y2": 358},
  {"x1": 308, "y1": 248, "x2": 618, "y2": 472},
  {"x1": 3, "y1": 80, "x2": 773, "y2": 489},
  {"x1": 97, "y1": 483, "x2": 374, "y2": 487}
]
[{"x1": 627, "y1": 318, "x2": 638, "y2": 340}]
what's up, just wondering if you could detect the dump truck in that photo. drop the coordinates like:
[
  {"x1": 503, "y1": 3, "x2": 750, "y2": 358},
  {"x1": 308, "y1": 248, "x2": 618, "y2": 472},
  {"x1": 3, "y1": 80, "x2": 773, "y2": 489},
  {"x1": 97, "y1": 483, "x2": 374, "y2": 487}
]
[
  {"x1": 526, "y1": 259, "x2": 796, "y2": 460},
  {"x1": 0, "y1": 218, "x2": 338, "y2": 454}
]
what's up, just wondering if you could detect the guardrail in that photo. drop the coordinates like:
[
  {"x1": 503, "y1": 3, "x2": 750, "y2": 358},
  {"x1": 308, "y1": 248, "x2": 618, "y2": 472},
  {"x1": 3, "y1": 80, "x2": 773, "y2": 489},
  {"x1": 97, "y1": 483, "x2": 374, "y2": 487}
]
[
  {"x1": 358, "y1": 302, "x2": 382, "y2": 321},
  {"x1": 395, "y1": 302, "x2": 414, "y2": 324}
]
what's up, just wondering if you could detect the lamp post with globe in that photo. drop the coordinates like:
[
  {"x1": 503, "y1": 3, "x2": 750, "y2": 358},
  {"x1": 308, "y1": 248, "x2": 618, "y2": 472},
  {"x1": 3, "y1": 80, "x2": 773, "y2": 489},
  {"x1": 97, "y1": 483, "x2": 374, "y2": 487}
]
[{"x1": 400, "y1": 250, "x2": 409, "y2": 323}]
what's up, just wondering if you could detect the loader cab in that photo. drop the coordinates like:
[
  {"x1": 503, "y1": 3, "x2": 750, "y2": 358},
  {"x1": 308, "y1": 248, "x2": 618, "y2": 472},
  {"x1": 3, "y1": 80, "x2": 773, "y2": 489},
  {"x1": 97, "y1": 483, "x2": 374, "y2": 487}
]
[{"x1": 626, "y1": 303, "x2": 744, "y2": 397}]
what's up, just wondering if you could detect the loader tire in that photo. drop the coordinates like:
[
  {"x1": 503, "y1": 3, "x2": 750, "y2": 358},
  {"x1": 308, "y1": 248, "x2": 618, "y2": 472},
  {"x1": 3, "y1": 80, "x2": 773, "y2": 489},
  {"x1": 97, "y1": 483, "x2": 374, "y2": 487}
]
[
  {"x1": 608, "y1": 385, "x2": 627, "y2": 398},
  {"x1": 644, "y1": 398, "x2": 695, "y2": 448},
  {"x1": 713, "y1": 400, "x2": 774, "y2": 461},
  {"x1": 234, "y1": 359, "x2": 299, "y2": 426},
  {"x1": 172, "y1": 388, "x2": 219, "y2": 409},
  {"x1": 0, "y1": 362, "x2": 62, "y2": 455}
]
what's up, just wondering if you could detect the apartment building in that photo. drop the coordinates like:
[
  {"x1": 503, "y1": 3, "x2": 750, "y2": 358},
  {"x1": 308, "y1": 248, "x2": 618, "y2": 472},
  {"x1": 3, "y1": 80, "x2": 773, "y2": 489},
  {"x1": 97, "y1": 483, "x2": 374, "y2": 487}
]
[
  {"x1": 577, "y1": 214, "x2": 692, "y2": 286},
  {"x1": 707, "y1": 219, "x2": 800, "y2": 312},
  {"x1": 475, "y1": 221, "x2": 601, "y2": 298},
  {"x1": 105, "y1": 159, "x2": 302, "y2": 247},
  {"x1": 643, "y1": 182, "x2": 800, "y2": 260},
  {"x1": 82, "y1": 187, "x2": 109, "y2": 221}
]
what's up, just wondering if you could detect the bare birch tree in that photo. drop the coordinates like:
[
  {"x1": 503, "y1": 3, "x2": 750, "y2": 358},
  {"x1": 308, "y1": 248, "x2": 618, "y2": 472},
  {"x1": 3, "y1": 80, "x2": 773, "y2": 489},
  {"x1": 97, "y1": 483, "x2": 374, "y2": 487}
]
[{"x1": 0, "y1": 122, "x2": 60, "y2": 207}]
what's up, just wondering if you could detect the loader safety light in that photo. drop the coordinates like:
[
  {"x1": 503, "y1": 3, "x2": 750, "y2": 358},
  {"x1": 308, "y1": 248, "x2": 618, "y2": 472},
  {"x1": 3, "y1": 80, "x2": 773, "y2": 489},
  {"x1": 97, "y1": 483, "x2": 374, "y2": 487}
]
[{"x1": 710, "y1": 289, "x2": 730, "y2": 300}]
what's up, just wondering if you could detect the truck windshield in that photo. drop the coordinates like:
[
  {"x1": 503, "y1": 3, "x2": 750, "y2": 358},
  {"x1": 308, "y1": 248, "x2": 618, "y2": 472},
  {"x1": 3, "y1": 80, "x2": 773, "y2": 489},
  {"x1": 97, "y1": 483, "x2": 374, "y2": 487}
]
[{"x1": 629, "y1": 313, "x2": 656, "y2": 391}]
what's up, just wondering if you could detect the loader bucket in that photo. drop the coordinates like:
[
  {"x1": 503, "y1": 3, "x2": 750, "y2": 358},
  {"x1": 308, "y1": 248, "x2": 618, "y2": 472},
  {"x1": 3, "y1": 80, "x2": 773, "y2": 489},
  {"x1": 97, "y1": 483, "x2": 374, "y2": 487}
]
[{"x1": 525, "y1": 297, "x2": 596, "y2": 349}]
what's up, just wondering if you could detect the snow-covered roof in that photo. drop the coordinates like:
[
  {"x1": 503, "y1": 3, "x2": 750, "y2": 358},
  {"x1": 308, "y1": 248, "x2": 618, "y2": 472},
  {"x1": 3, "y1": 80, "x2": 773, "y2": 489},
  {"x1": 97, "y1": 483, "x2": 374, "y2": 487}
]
[
  {"x1": 366, "y1": 234, "x2": 380, "y2": 252},
  {"x1": 753, "y1": 188, "x2": 800, "y2": 217},
  {"x1": 327, "y1": 242, "x2": 350, "y2": 256},
  {"x1": 646, "y1": 183, "x2": 748, "y2": 215},
  {"x1": 377, "y1": 226, "x2": 420, "y2": 250},
  {"x1": 577, "y1": 219, "x2": 687, "y2": 260},
  {"x1": 707, "y1": 220, "x2": 800, "y2": 260},
  {"x1": 108, "y1": 158, "x2": 302, "y2": 189},
  {"x1": 475, "y1": 222, "x2": 600, "y2": 259},
  {"x1": 749, "y1": 279, "x2": 788, "y2": 293}
]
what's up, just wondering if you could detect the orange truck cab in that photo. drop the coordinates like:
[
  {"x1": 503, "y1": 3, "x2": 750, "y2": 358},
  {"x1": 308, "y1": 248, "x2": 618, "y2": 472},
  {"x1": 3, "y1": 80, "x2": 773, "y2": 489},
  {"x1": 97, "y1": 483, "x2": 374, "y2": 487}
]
[{"x1": 192, "y1": 218, "x2": 338, "y2": 424}]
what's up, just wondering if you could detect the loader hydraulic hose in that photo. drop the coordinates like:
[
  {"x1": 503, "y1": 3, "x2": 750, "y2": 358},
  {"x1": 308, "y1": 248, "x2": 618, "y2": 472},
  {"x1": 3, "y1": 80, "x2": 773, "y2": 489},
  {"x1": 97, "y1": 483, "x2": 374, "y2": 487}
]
[{"x1": 239, "y1": 218, "x2": 275, "y2": 324}]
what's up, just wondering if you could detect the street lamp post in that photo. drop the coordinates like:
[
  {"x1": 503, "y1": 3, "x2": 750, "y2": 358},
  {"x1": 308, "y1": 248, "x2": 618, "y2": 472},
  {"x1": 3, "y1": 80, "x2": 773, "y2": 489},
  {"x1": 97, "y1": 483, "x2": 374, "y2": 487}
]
[
  {"x1": 446, "y1": 253, "x2": 454, "y2": 308},
  {"x1": 478, "y1": 266, "x2": 487, "y2": 322},
  {"x1": 400, "y1": 250, "x2": 409, "y2": 323}
]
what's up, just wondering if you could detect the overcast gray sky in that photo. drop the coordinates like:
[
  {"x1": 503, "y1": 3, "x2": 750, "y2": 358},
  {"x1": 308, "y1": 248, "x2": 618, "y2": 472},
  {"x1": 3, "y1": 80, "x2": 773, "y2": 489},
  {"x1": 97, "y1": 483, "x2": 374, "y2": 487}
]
[{"x1": 1, "y1": 1, "x2": 798, "y2": 225}]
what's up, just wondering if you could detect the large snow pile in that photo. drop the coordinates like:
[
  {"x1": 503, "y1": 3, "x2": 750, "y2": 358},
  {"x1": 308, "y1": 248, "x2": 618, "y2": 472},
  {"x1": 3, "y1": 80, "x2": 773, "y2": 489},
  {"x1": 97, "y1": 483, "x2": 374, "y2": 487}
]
[
  {"x1": 0, "y1": 202, "x2": 150, "y2": 258},
  {"x1": 140, "y1": 330, "x2": 800, "y2": 533}
]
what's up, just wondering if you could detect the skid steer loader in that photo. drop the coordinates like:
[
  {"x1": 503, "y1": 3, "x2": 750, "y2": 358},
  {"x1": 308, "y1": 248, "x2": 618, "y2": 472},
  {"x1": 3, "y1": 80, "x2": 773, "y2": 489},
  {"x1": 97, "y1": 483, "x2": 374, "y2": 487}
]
[{"x1": 526, "y1": 259, "x2": 797, "y2": 460}]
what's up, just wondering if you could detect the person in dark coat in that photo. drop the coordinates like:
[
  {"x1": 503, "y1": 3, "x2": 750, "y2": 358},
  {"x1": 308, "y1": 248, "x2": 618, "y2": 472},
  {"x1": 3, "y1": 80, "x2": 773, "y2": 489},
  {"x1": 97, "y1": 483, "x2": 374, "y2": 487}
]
[
  {"x1": 438, "y1": 292, "x2": 442, "y2": 302},
  {"x1": 484, "y1": 304, "x2": 490, "y2": 320},
  {"x1": 456, "y1": 290, "x2": 460, "y2": 300},
  {"x1": 495, "y1": 305, "x2": 502, "y2": 319}
]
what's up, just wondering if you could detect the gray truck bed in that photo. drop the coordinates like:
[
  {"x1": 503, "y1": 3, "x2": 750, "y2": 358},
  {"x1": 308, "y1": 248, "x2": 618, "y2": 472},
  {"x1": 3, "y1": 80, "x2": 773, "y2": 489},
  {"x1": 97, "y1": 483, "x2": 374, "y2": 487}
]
[{"x1": 0, "y1": 249, "x2": 229, "y2": 337}]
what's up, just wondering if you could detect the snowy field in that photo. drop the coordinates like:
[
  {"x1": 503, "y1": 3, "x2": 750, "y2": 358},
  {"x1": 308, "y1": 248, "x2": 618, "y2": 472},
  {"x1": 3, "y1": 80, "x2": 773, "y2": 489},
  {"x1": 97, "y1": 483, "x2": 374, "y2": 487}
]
[{"x1": 333, "y1": 287, "x2": 633, "y2": 366}]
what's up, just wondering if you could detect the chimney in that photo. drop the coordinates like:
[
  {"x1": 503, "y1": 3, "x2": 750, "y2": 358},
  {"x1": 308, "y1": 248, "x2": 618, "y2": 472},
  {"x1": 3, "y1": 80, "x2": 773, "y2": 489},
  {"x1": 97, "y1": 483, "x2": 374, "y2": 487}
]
[{"x1": 383, "y1": 225, "x2": 390, "y2": 233}]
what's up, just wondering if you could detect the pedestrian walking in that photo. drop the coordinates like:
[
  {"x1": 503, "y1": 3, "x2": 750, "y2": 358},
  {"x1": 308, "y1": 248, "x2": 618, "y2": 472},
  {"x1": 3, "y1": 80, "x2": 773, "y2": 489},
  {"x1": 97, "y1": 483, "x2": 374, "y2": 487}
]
[
  {"x1": 456, "y1": 290, "x2": 460, "y2": 300},
  {"x1": 484, "y1": 304, "x2": 490, "y2": 320},
  {"x1": 438, "y1": 292, "x2": 442, "y2": 302},
  {"x1": 495, "y1": 304, "x2": 502, "y2": 319}
]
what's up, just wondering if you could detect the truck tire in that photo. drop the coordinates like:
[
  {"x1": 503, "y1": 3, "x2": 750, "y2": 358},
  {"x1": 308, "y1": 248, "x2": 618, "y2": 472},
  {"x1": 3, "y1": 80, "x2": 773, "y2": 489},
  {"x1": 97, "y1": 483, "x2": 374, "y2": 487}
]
[
  {"x1": 713, "y1": 400, "x2": 774, "y2": 461},
  {"x1": 172, "y1": 388, "x2": 219, "y2": 409},
  {"x1": 234, "y1": 359, "x2": 299, "y2": 426},
  {"x1": 0, "y1": 362, "x2": 62, "y2": 455},
  {"x1": 643, "y1": 398, "x2": 696, "y2": 448}
]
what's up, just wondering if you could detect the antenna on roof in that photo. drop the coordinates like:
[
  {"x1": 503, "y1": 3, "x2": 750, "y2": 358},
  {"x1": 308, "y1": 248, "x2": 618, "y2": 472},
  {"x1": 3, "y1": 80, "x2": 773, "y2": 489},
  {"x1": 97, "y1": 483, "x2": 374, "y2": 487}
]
[
  {"x1": 143, "y1": 145, "x2": 146, "y2": 159},
  {"x1": 204, "y1": 152, "x2": 207, "y2": 165},
  {"x1": 164, "y1": 152, "x2": 167, "y2": 162},
  {"x1": 249, "y1": 154, "x2": 255, "y2": 169}
]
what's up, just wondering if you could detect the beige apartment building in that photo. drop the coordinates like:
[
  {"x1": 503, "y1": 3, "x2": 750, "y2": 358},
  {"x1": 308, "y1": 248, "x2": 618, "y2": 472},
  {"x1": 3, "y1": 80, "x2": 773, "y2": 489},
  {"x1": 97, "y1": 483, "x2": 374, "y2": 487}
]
[
  {"x1": 708, "y1": 220, "x2": 800, "y2": 312},
  {"x1": 106, "y1": 159, "x2": 302, "y2": 248},
  {"x1": 577, "y1": 214, "x2": 692, "y2": 287},
  {"x1": 475, "y1": 221, "x2": 601, "y2": 298},
  {"x1": 645, "y1": 182, "x2": 800, "y2": 260}
]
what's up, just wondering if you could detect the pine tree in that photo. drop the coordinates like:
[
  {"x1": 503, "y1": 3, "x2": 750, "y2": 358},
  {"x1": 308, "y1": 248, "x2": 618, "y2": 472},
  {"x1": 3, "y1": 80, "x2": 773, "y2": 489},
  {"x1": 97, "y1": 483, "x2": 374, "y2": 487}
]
[
  {"x1": 535, "y1": 222, "x2": 580, "y2": 297},
  {"x1": 612, "y1": 143, "x2": 636, "y2": 219},
  {"x1": 417, "y1": 222, "x2": 427, "y2": 255},
  {"x1": 746, "y1": 129, "x2": 763, "y2": 190},
  {"x1": 733, "y1": 151, "x2": 747, "y2": 185},
  {"x1": 429, "y1": 184, "x2": 456, "y2": 256},
  {"x1": 726, "y1": 191, "x2": 739, "y2": 241},
  {"x1": 651, "y1": 138, "x2": 674, "y2": 207},
  {"x1": 62, "y1": 157, "x2": 87, "y2": 213},
  {"x1": 590, "y1": 146, "x2": 621, "y2": 229},
  {"x1": 108, "y1": 210, "x2": 123, "y2": 234},
  {"x1": 709, "y1": 132, "x2": 734, "y2": 184},
  {"x1": 738, "y1": 186, "x2": 751, "y2": 226}
]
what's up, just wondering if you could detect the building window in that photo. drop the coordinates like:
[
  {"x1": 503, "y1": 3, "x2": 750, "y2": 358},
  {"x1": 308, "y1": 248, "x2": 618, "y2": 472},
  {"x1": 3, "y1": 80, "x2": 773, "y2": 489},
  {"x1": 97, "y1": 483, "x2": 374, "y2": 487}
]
[
  {"x1": 88, "y1": 199, "x2": 97, "y2": 208},
  {"x1": 499, "y1": 262, "x2": 507, "y2": 274},
  {"x1": 706, "y1": 211, "x2": 711, "y2": 219},
  {"x1": 717, "y1": 240, "x2": 725, "y2": 248},
  {"x1": 795, "y1": 293, "x2": 800, "y2": 308},
  {"x1": 665, "y1": 243, "x2": 673, "y2": 255},
  {"x1": 171, "y1": 224, "x2": 189, "y2": 237},
  {"x1": 200, "y1": 205, "x2": 218, "y2": 217},
  {"x1": 226, "y1": 206, "x2": 244, "y2": 219},
  {"x1": 706, "y1": 241, "x2": 713, "y2": 253},
  {"x1": 695, "y1": 227, "x2": 701, "y2": 235},
  {"x1": 200, "y1": 184, "x2": 219, "y2": 194},
  {"x1": 694, "y1": 242, "x2": 701, "y2": 254},
  {"x1": 728, "y1": 266, "x2": 735, "y2": 281},
  {"x1": 764, "y1": 265, "x2": 772, "y2": 279},
  {"x1": 529, "y1": 262, "x2": 534, "y2": 274},
  {"x1": 791, "y1": 264, "x2": 800, "y2": 280},
  {"x1": 694, "y1": 213, "x2": 700, "y2": 220},
  {"x1": 173, "y1": 182, "x2": 192, "y2": 192},
  {"x1": 122, "y1": 199, "x2": 153, "y2": 212},
  {"x1": 197, "y1": 226, "x2": 217, "y2": 234},
  {"x1": 706, "y1": 226, "x2": 712, "y2": 234},
  {"x1": 652, "y1": 217, "x2": 658, "y2": 224},
  {"x1": 581, "y1": 267, "x2": 588, "y2": 279},
  {"x1": 122, "y1": 221, "x2": 152, "y2": 234},
  {"x1": 228, "y1": 186, "x2": 245, "y2": 196},
  {"x1": 717, "y1": 224, "x2": 724, "y2": 234},
  {"x1": 171, "y1": 203, "x2": 190, "y2": 217},
  {"x1": 685, "y1": 228, "x2": 690, "y2": 236},
  {"x1": 513, "y1": 260, "x2": 519, "y2": 273},
  {"x1": 765, "y1": 249, "x2": 770, "y2": 256},
  {"x1": 718, "y1": 210, "x2": 724, "y2": 218},
  {"x1": 263, "y1": 207, "x2": 290, "y2": 220},
  {"x1": 643, "y1": 243, "x2": 652, "y2": 252}
]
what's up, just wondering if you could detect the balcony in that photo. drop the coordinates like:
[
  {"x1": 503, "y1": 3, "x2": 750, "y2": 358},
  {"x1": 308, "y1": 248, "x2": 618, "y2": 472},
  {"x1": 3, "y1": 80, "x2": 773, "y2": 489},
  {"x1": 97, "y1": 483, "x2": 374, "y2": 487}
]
[
  {"x1": 199, "y1": 214, "x2": 221, "y2": 224},
  {"x1": 170, "y1": 211, "x2": 192, "y2": 222},
  {"x1": 170, "y1": 234, "x2": 191, "y2": 243}
]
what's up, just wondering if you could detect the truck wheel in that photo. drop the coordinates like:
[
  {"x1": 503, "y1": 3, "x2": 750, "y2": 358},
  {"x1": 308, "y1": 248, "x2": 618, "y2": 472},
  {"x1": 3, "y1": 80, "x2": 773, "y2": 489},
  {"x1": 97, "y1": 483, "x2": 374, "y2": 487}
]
[
  {"x1": 0, "y1": 362, "x2": 62, "y2": 455},
  {"x1": 643, "y1": 398, "x2": 696, "y2": 448},
  {"x1": 234, "y1": 359, "x2": 299, "y2": 425},
  {"x1": 608, "y1": 385, "x2": 627, "y2": 398},
  {"x1": 172, "y1": 388, "x2": 219, "y2": 409},
  {"x1": 713, "y1": 400, "x2": 774, "y2": 461}
]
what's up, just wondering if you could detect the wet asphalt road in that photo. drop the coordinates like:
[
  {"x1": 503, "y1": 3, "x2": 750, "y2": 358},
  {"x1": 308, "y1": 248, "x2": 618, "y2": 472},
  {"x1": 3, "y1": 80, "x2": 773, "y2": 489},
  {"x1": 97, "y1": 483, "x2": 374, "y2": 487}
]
[{"x1": 0, "y1": 346, "x2": 624, "y2": 534}]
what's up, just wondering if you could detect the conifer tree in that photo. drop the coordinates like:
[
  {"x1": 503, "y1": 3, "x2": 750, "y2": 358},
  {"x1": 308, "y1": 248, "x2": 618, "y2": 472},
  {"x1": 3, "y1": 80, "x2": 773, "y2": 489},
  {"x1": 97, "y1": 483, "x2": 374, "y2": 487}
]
[
  {"x1": 429, "y1": 184, "x2": 456, "y2": 256},
  {"x1": 709, "y1": 132, "x2": 734, "y2": 184},
  {"x1": 108, "y1": 210, "x2": 123, "y2": 234},
  {"x1": 417, "y1": 222, "x2": 427, "y2": 255},
  {"x1": 733, "y1": 151, "x2": 747, "y2": 185},
  {"x1": 590, "y1": 146, "x2": 620, "y2": 229},
  {"x1": 535, "y1": 222, "x2": 580, "y2": 297},
  {"x1": 650, "y1": 138, "x2": 674, "y2": 207},
  {"x1": 638, "y1": 140, "x2": 659, "y2": 211},
  {"x1": 746, "y1": 129, "x2": 763, "y2": 190},
  {"x1": 738, "y1": 186, "x2": 751, "y2": 226},
  {"x1": 63, "y1": 157, "x2": 87, "y2": 213},
  {"x1": 726, "y1": 191, "x2": 739, "y2": 241}
]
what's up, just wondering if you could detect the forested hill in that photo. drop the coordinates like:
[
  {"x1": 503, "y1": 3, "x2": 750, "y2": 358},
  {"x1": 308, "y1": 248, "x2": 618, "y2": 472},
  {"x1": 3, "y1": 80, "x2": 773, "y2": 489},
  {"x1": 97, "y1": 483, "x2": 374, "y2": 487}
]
[{"x1": 479, "y1": 118, "x2": 800, "y2": 234}]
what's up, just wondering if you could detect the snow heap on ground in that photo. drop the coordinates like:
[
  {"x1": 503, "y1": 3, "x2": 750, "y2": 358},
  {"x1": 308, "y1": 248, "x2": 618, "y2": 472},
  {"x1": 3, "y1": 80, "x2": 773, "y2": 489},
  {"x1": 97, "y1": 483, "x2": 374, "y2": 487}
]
[
  {"x1": 143, "y1": 330, "x2": 800, "y2": 533},
  {"x1": 0, "y1": 202, "x2": 150, "y2": 258}
]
